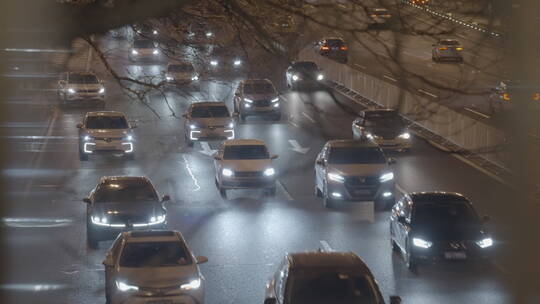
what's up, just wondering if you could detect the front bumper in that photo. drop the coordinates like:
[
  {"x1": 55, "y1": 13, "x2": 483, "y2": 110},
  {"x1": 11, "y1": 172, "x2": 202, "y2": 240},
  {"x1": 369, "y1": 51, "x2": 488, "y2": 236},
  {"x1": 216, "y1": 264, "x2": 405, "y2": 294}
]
[
  {"x1": 327, "y1": 180, "x2": 394, "y2": 201},
  {"x1": 240, "y1": 104, "x2": 281, "y2": 115},
  {"x1": 373, "y1": 138, "x2": 412, "y2": 151},
  {"x1": 435, "y1": 53, "x2": 463, "y2": 61},
  {"x1": 189, "y1": 128, "x2": 234, "y2": 141},
  {"x1": 112, "y1": 285, "x2": 203, "y2": 304},
  {"x1": 90, "y1": 222, "x2": 167, "y2": 241},
  {"x1": 82, "y1": 141, "x2": 134, "y2": 154},
  {"x1": 66, "y1": 92, "x2": 105, "y2": 100},
  {"x1": 219, "y1": 176, "x2": 276, "y2": 190},
  {"x1": 412, "y1": 242, "x2": 491, "y2": 263}
]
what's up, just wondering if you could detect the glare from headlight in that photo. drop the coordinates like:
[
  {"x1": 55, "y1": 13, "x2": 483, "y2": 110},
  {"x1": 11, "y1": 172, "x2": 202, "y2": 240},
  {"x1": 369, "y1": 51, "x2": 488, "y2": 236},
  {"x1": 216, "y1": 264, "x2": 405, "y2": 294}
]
[
  {"x1": 206, "y1": 32, "x2": 213, "y2": 37},
  {"x1": 189, "y1": 124, "x2": 197, "y2": 130},
  {"x1": 244, "y1": 98, "x2": 253, "y2": 103},
  {"x1": 328, "y1": 172, "x2": 345, "y2": 183},
  {"x1": 125, "y1": 135, "x2": 133, "y2": 141},
  {"x1": 191, "y1": 75, "x2": 199, "y2": 81},
  {"x1": 222, "y1": 168, "x2": 233, "y2": 177},
  {"x1": 228, "y1": 122, "x2": 234, "y2": 128},
  {"x1": 380, "y1": 172, "x2": 394, "y2": 183},
  {"x1": 234, "y1": 60, "x2": 242, "y2": 66},
  {"x1": 99, "y1": 87, "x2": 105, "y2": 94},
  {"x1": 476, "y1": 237, "x2": 493, "y2": 248},
  {"x1": 366, "y1": 133, "x2": 374, "y2": 139},
  {"x1": 412, "y1": 237, "x2": 432, "y2": 249},
  {"x1": 116, "y1": 281, "x2": 139, "y2": 292},
  {"x1": 271, "y1": 97, "x2": 279, "y2": 103},
  {"x1": 83, "y1": 135, "x2": 92, "y2": 142},
  {"x1": 153, "y1": 30, "x2": 158, "y2": 35},
  {"x1": 131, "y1": 49, "x2": 138, "y2": 55},
  {"x1": 180, "y1": 278, "x2": 201, "y2": 291},
  {"x1": 166, "y1": 76, "x2": 173, "y2": 81},
  {"x1": 67, "y1": 88, "x2": 76, "y2": 94},
  {"x1": 399, "y1": 132, "x2": 411, "y2": 139},
  {"x1": 317, "y1": 74, "x2": 324, "y2": 80},
  {"x1": 264, "y1": 168, "x2": 275, "y2": 176},
  {"x1": 153, "y1": 49, "x2": 159, "y2": 55},
  {"x1": 210, "y1": 60, "x2": 218, "y2": 66},
  {"x1": 292, "y1": 75, "x2": 299, "y2": 81}
]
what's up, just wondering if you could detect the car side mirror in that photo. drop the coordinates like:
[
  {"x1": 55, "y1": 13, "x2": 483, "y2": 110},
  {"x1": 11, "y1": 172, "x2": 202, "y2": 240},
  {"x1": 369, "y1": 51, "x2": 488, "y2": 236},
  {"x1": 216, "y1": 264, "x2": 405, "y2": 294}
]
[
  {"x1": 264, "y1": 298, "x2": 277, "y2": 304},
  {"x1": 482, "y1": 215, "x2": 491, "y2": 222},
  {"x1": 83, "y1": 198, "x2": 91, "y2": 204},
  {"x1": 390, "y1": 296, "x2": 402, "y2": 304},
  {"x1": 214, "y1": 156, "x2": 222, "y2": 160},
  {"x1": 102, "y1": 254, "x2": 114, "y2": 267},
  {"x1": 397, "y1": 216, "x2": 407, "y2": 224},
  {"x1": 316, "y1": 159, "x2": 324, "y2": 166},
  {"x1": 271, "y1": 154, "x2": 278, "y2": 159},
  {"x1": 76, "y1": 123, "x2": 83, "y2": 129},
  {"x1": 196, "y1": 256, "x2": 208, "y2": 264},
  {"x1": 388, "y1": 157, "x2": 397, "y2": 164},
  {"x1": 162, "y1": 195, "x2": 171, "y2": 202}
]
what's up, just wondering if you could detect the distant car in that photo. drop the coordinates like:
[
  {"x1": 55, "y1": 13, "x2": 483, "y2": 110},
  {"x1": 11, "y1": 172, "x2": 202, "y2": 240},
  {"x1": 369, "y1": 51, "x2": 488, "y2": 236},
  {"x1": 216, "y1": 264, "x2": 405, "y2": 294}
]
[
  {"x1": 103, "y1": 230, "x2": 207, "y2": 304},
  {"x1": 234, "y1": 79, "x2": 281, "y2": 121},
  {"x1": 132, "y1": 23, "x2": 159, "y2": 38},
  {"x1": 165, "y1": 62, "x2": 199, "y2": 85},
  {"x1": 315, "y1": 37, "x2": 348, "y2": 63},
  {"x1": 285, "y1": 61, "x2": 324, "y2": 89},
  {"x1": 129, "y1": 39, "x2": 160, "y2": 61},
  {"x1": 488, "y1": 79, "x2": 540, "y2": 113},
  {"x1": 183, "y1": 102, "x2": 235, "y2": 147},
  {"x1": 352, "y1": 109, "x2": 412, "y2": 152},
  {"x1": 315, "y1": 139, "x2": 396, "y2": 209},
  {"x1": 268, "y1": 14, "x2": 296, "y2": 34},
  {"x1": 411, "y1": 0, "x2": 430, "y2": 4},
  {"x1": 188, "y1": 21, "x2": 214, "y2": 42},
  {"x1": 390, "y1": 192, "x2": 493, "y2": 271},
  {"x1": 57, "y1": 71, "x2": 105, "y2": 105},
  {"x1": 77, "y1": 111, "x2": 136, "y2": 161},
  {"x1": 208, "y1": 46, "x2": 244, "y2": 72},
  {"x1": 83, "y1": 176, "x2": 170, "y2": 249},
  {"x1": 432, "y1": 39, "x2": 463, "y2": 62},
  {"x1": 264, "y1": 251, "x2": 402, "y2": 304},
  {"x1": 368, "y1": 8, "x2": 392, "y2": 25},
  {"x1": 214, "y1": 139, "x2": 278, "y2": 198}
]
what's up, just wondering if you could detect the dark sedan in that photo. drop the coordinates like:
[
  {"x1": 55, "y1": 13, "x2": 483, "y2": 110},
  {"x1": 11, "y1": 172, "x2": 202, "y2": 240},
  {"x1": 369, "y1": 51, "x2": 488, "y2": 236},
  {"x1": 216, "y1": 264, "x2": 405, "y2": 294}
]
[
  {"x1": 285, "y1": 61, "x2": 325, "y2": 90},
  {"x1": 83, "y1": 176, "x2": 170, "y2": 249},
  {"x1": 390, "y1": 192, "x2": 493, "y2": 271}
]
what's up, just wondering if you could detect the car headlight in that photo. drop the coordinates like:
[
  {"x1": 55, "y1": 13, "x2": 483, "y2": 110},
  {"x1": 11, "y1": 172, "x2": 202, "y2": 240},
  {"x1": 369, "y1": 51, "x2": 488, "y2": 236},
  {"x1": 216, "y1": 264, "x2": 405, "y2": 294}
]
[
  {"x1": 180, "y1": 278, "x2": 201, "y2": 291},
  {"x1": 292, "y1": 74, "x2": 299, "y2": 81},
  {"x1": 399, "y1": 132, "x2": 411, "y2": 139},
  {"x1": 189, "y1": 124, "x2": 198, "y2": 130},
  {"x1": 271, "y1": 97, "x2": 279, "y2": 103},
  {"x1": 206, "y1": 32, "x2": 213, "y2": 37},
  {"x1": 228, "y1": 122, "x2": 234, "y2": 128},
  {"x1": 366, "y1": 133, "x2": 374, "y2": 139},
  {"x1": 153, "y1": 30, "x2": 158, "y2": 35},
  {"x1": 476, "y1": 237, "x2": 493, "y2": 248},
  {"x1": 412, "y1": 237, "x2": 432, "y2": 249},
  {"x1": 123, "y1": 135, "x2": 133, "y2": 141},
  {"x1": 83, "y1": 135, "x2": 94, "y2": 142},
  {"x1": 91, "y1": 216, "x2": 108, "y2": 225},
  {"x1": 131, "y1": 49, "x2": 138, "y2": 55},
  {"x1": 317, "y1": 74, "x2": 324, "y2": 80},
  {"x1": 234, "y1": 60, "x2": 242, "y2": 66},
  {"x1": 222, "y1": 168, "x2": 233, "y2": 177},
  {"x1": 67, "y1": 88, "x2": 76, "y2": 94},
  {"x1": 98, "y1": 87, "x2": 105, "y2": 94},
  {"x1": 191, "y1": 75, "x2": 199, "y2": 81},
  {"x1": 328, "y1": 172, "x2": 345, "y2": 183},
  {"x1": 264, "y1": 168, "x2": 275, "y2": 176},
  {"x1": 149, "y1": 215, "x2": 165, "y2": 224},
  {"x1": 380, "y1": 172, "x2": 394, "y2": 183},
  {"x1": 210, "y1": 60, "x2": 218, "y2": 66},
  {"x1": 116, "y1": 281, "x2": 139, "y2": 292},
  {"x1": 244, "y1": 98, "x2": 253, "y2": 103},
  {"x1": 166, "y1": 76, "x2": 173, "y2": 81},
  {"x1": 153, "y1": 49, "x2": 159, "y2": 55}
]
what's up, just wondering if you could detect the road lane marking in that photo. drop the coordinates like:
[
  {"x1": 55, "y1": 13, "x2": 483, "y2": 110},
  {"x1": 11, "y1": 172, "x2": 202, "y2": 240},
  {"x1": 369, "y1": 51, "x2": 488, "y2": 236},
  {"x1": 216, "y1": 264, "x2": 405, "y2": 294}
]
[
  {"x1": 180, "y1": 156, "x2": 201, "y2": 192},
  {"x1": 277, "y1": 180, "x2": 293, "y2": 201},
  {"x1": 319, "y1": 240, "x2": 334, "y2": 252},
  {"x1": 418, "y1": 89, "x2": 438, "y2": 98},
  {"x1": 383, "y1": 75, "x2": 398, "y2": 82},
  {"x1": 1, "y1": 217, "x2": 73, "y2": 228},
  {"x1": 288, "y1": 121, "x2": 300, "y2": 128},
  {"x1": 302, "y1": 112, "x2": 316, "y2": 124},
  {"x1": 464, "y1": 107, "x2": 490, "y2": 119},
  {"x1": 354, "y1": 63, "x2": 367, "y2": 69},
  {"x1": 288, "y1": 139, "x2": 310, "y2": 154},
  {"x1": 0, "y1": 284, "x2": 67, "y2": 291}
]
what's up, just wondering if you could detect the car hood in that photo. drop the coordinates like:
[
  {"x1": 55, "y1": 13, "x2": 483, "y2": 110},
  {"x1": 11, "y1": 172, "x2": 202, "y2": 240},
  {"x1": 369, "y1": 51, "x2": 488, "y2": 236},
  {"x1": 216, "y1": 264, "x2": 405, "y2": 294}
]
[
  {"x1": 414, "y1": 222, "x2": 485, "y2": 242},
  {"x1": 167, "y1": 71, "x2": 195, "y2": 78},
  {"x1": 118, "y1": 265, "x2": 199, "y2": 288},
  {"x1": 190, "y1": 117, "x2": 233, "y2": 128},
  {"x1": 244, "y1": 93, "x2": 277, "y2": 101},
  {"x1": 365, "y1": 126, "x2": 406, "y2": 139},
  {"x1": 220, "y1": 159, "x2": 272, "y2": 172},
  {"x1": 294, "y1": 69, "x2": 319, "y2": 79},
  {"x1": 327, "y1": 164, "x2": 387, "y2": 177},
  {"x1": 93, "y1": 201, "x2": 162, "y2": 218},
  {"x1": 85, "y1": 129, "x2": 130, "y2": 138},
  {"x1": 68, "y1": 83, "x2": 103, "y2": 90}
]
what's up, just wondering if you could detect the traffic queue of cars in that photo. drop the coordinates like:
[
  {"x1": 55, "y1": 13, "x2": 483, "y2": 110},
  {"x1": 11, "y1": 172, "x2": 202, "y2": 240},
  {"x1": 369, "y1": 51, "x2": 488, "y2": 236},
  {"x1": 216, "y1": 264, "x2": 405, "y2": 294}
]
[{"x1": 62, "y1": 25, "x2": 495, "y2": 303}]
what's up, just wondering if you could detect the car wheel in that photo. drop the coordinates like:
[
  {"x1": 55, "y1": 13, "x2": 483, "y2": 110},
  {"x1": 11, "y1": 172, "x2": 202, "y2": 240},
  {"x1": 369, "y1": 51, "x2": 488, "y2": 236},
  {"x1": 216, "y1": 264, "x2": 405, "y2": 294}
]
[
  {"x1": 219, "y1": 187, "x2": 227, "y2": 199},
  {"x1": 105, "y1": 284, "x2": 112, "y2": 304},
  {"x1": 187, "y1": 140, "x2": 194, "y2": 148},
  {"x1": 79, "y1": 151, "x2": 89, "y2": 161},
  {"x1": 315, "y1": 185, "x2": 322, "y2": 198},
  {"x1": 323, "y1": 196, "x2": 336, "y2": 209}
]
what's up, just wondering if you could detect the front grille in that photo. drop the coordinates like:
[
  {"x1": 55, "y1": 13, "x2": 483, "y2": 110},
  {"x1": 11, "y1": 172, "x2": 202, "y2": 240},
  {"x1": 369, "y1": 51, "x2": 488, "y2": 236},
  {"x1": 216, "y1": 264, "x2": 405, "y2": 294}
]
[
  {"x1": 254, "y1": 100, "x2": 271, "y2": 107},
  {"x1": 139, "y1": 285, "x2": 181, "y2": 296},
  {"x1": 109, "y1": 214, "x2": 148, "y2": 225},
  {"x1": 445, "y1": 241, "x2": 469, "y2": 251},
  {"x1": 235, "y1": 171, "x2": 263, "y2": 177},
  {"x1": 95, "y1": 137, "x2": 123, "y2": 141},
  {"x1": 77, "y1": 89, "x2": 99, "y2": 93},
  {"x1": 345, "y1": 175, "x2": 379, "y2": 186}
]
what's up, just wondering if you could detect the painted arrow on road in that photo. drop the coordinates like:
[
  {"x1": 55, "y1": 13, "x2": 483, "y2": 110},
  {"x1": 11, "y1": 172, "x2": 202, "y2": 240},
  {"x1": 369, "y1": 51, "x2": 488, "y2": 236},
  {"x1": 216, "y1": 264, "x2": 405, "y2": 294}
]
[
  {"x1": 199, "y1": 142, "x2": 217, "y2": 156},
  {"x1": 288, "y1": 139, "x2": 310, "y2": 154}
]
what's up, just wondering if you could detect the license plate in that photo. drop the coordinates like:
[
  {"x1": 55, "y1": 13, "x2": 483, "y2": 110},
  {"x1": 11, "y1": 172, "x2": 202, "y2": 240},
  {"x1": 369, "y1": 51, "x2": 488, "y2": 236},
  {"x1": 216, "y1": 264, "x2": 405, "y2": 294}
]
[
  {"x1": 444, "y1": 251, "x2": 466, "y2": 259},
  {"x1": 354, "y1": 189, "x2": 371, "y2": 195}
]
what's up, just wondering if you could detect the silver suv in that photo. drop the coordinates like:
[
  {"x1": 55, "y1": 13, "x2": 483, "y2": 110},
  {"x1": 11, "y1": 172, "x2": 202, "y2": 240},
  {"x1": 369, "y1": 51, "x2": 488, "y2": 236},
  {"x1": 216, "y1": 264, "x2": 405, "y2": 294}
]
[
  {"x1": 183, "y1": 102, "x2": 235, "y2": 147},
  {"x1": 165, "y1": 62, "x2": 199, "y2": 85},
  {"x1": 77, "y1": 111, "x2": 136, "y2": 161},
  {"x1": 234, "y1": 79, "x2": 281, "y2": 121},
  {"x1": 432, "y1": 39, "x2": 463, "y2": 62},
  {"x1": 315, "y1": 139, "x2": 396, "y2": 209},
  {"x1": 57, "y1": 71, "x2": 105, "y2": 106},
  {"x1": 103, "y1": 230, "x2": 208, "y2": 304}
]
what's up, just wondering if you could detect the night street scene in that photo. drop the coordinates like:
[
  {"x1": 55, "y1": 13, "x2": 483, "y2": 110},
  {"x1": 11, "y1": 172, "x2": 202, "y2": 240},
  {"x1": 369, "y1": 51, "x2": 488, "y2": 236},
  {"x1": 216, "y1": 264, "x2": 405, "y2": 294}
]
[{"x1": 0, "y1": 0, "x2": 539, "y2": 303}]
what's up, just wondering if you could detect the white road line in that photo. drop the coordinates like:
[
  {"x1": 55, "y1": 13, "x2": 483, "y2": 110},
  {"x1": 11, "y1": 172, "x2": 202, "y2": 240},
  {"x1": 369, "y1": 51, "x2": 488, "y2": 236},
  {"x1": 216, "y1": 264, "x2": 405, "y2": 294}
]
[
  {"x1": 456, "y1": 33, "x2": 467, "y2": 39},
  {"x1": 1, "y1": 135, "x2": 78, "y2": 140},
  {"x1": 354, "y1": 63, "x2": 367, "y2": 69},
  {"x1": 395, "y1": 183, "x2": 407, "y2": 195},
  {"x1": 289, "y1": 121, "x2": 300, "y2": 128},
  {"x1": 418, "y1": 89, "x2": 438, "y2": 98},
  {"x1": 302, "y1": 112, "x2": 316, "y2": 124},
  {"x1": 319, "y1": 240, "x2": 334, "y2": 252},
  {"x1": 277, "y1": 180, "x2": 293, "y2": 201},
  {"x1": 383, "y1": 75, "x2": 398, "y2": 82},
  {"x1": 464, "y1": 107, "x2": 490, "y2": 119}
]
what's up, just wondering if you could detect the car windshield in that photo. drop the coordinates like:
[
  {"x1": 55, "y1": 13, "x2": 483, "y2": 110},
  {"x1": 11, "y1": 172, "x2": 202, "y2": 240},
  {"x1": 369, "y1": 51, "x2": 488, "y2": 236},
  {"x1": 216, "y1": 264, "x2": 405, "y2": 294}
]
[
  {"x1": 326, "y1": 39, "x2": 345, "y2": 47},
  {"x1": 293, "y1": 62, "x2": 318, "y2": 72},
  {"x1": 168, "y1": 64, "x2": 194, "y2": 72},
  {"x1": 371, "y1": 8, "x2": 389, "y2": 15},
  {"x1": 413, "y1": 200, "x2": 479, "y2": 225},
  {"x1": 191, "y1": 106, "x2": 230, "y2": 118},
  {"x1": 243, "y1": 83, "x2": 275, "y2": 94},
  {"x1": 287, "y1": 271, "x2": 378, "y2": 304},
  {"x1": 134, "y1": 40, "x2": 155, "y2": 48},
  {"x1": 440, "y1": 40, "x2": 459, "y2": 46},
  {"x1": 85, "y1": 116, "x2": 129, "y2": 129},
  {"x1": 69, "y1": 74, "x2": 99, "y2": 84},
  {"x1": 328, "y1": 147, "x2": 386, "y2": 164},
  {"x1": 364, "y1": 112, "x2": 405, "y2": 128},
  {"x1": 94, "y1": 182, "x2": 157, "y2": 203},
  {"x1": 223, "y1": 145, "x2": 269, "y2": 159},
  {"x1": 119, "y1": 241, "x2": 192, "y2": 267}
]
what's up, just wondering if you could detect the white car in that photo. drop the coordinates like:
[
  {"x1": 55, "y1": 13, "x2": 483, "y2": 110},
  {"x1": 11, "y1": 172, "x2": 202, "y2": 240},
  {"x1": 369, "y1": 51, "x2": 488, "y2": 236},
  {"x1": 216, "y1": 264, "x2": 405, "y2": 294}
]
[
  {"x1": 183, "y1": 102, "x2": 235, "y2": 147},
  {"x1": 103, "y1": 230, "x2": 208, "y2": 304},
  {"x1": 165, "y1": 62, "x2": 199, "y2": 85},
  {"x1": 214, "y1": 139, "x2": 278, "y2": 198},
  {"x1": 57, "y1": 71, "x2": 105, "y2": 105},
  {"x1": 77, "y1": 111, "x2": 136, "y2": 161},
  {"x1": 129, "y1": 39, "x2": 160, "y2": 61}
]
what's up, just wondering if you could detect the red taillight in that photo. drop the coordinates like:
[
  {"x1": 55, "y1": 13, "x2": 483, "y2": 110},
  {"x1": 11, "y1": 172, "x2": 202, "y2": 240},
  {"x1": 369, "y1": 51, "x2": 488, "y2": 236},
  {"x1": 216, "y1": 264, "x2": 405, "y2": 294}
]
[
  {"x1": 438, "y1": 47, "x2": 448, "y2": 51},
  {"x1": 534, "y1": 93, "x2": 540, "y2": 101},
  {"x1": 321, "y1": 46, "x2": 330, "y2": 51},
  {"x1": 502, "y1": 93, "x2": 510, "y2": 101},
  {"x1": 340, "y1": 46, "x2": 348, "y2": 51}
]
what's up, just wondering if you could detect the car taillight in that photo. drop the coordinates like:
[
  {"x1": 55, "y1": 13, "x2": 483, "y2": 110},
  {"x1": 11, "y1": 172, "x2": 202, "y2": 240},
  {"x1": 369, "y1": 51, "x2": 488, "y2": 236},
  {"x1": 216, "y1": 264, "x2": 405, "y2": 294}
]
[
  {"x1": 321, "y1": 46, "x2": 330, "y2": 51},
  {"x1": 438, "y1": 47, "x2": 448, "y2": 50},
  {"x1": 456, "y1": 47, "x2": 464, "y2": 51},
  {"x1": 502, "y1": 93, "x2": 510, "y2": 101},
  {"x1": 340, "y1": 46, "x2": 348, "y2": 51},
  {"x1": 534, "y1": 93, "x2": 540, "y2": 101}
]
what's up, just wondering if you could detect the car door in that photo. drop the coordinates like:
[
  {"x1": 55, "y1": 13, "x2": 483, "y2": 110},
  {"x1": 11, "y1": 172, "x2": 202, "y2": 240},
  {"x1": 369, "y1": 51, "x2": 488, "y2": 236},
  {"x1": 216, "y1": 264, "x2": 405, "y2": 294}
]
[
  {"x1": 275, "y1": 261, "x2": 289, "y2": 304},
  {"x1": 352, "y1": 117, "x2": 365, "y2": 138},
  {"x1": 105, "y1": 236, "x2": 123, "y2": 291},
  {"x1": 397, "y1": 197, "x2": 413, "y2": 250},
  {"x1": 315, "y1": 145, "x2": 328, "y2": 191}
]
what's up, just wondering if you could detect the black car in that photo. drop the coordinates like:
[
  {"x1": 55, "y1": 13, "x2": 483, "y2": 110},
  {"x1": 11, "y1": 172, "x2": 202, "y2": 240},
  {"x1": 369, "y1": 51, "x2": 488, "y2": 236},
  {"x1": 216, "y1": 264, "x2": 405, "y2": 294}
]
[
  {"x1": 390, "y1": 192, "x2": 493, "y2": 271},
  {"x1": 83, "y1": 176, "x2": 170, "y2": 249},
  {"x1": 285, "y1": 61, "x2": 325, "y2": 90},
  {"x1": 352, "y1": 109, "x2": 412, "y2": 152},
  {"x1": 315, "y1": 37, "x2": 348, "y2": 63},
  {"x1": 208, "y1": 46, "x2": 244, "y2": 73}
]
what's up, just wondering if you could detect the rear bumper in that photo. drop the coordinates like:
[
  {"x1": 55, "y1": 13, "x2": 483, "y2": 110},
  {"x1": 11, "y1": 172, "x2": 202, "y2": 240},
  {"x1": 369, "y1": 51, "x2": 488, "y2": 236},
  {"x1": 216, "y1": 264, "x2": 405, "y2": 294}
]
[
  {"x1": 66, "y1": 93, "x2": 104, "y2": 100},
  {"x1": 374, "y1": 138, "x2": 412, "y2": 151}
]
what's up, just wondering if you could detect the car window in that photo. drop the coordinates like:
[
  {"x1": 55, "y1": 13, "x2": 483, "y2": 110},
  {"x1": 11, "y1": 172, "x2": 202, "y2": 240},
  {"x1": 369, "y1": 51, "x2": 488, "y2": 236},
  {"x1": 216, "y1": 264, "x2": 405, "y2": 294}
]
[
  {"x1": 168, "y1": 64, "x2": 194, "y2": 72},
  {"x1": 223, "y1": 145, "x2": 269, "y2": 160},
  {"x1": 328, "y1": 147, "x2": 386, "y2": 164},
  {"x1": 191, "y1": 106, "x2": 230, "y2": 118},
  {"x1": 85, "y1": 116, "x2": 128, "y2": 129},
  {"x1": 413, "y1": 201, "x2": 478, "y2": 225},
  {"x1": 286, "y1": 271, "x2": 378, "y2": 304},
  {"x1": 439, "y1": 40, "x2": 459, "y2": 46},
  {"x1": 69, "y1": 74, "x2": 99, "y2": 84},
  {"x1": 243, "y1": 82, "x2": 275, "y2": 95},
  {"x1": 292, "y1": 62, "x2": 318, "y2": 71},
  {"x1": 364, "y1": 112, "x2": 404, "y2": 128},
  {"x1": 326, "y1": 39, "x2": 345, "y2": 47},
  {"x1": 94, "y1": 181, "x2": 157, "y2": 203},
  {"x1": 134, "y1": 40, "x2": 155, "y2": 48},
  {"x1": 119, "y1": 241, "x2": 192, "y2": 267}
]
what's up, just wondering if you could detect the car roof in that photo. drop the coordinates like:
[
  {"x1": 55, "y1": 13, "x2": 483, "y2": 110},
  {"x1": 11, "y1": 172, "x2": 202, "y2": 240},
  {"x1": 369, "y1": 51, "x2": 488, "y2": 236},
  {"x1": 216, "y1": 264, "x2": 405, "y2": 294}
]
[
  {"x1": 98, "y1": 176, "x2": 150, "y2": 184},
  {"x1": 408, "y1": 191, "x2": 471, "y2": 204},
  {"x1": 222, "y1": 139, "x2": 266, "y2": 146},
  {"x1": 85, "y1": 111, "x2": 126, "y2": 117},
  {"x1": 242, "y1": 79, "x2": 273, "y2": 85},
  {"x1": 323, "y1": 37, "x2": 344, "y2": 41},
  {"x1": 190, "y1": 101, "x2": 227, "y2": 107},
  {"x1": 287, "y1": 251, "x2": 371, "y2": 271},
  {"x1": 123, "y1": 230, "x2": 183, "y2": 243},
  {"x1": 326, "y1": 139, "x2": 379, "y2": 148}
]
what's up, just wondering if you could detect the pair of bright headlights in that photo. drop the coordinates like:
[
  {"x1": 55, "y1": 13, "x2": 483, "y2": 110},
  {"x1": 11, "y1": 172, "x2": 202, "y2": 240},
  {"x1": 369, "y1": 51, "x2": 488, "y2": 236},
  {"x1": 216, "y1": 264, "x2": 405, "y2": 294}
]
[
  {"x1": 131, "y1": 49, "x2": 159, "y2": 55},
  {"x1": 412, "y1": 237, "x2": 493, "y2": 249},
  {"x1": 67, "y1": 88, "x2": 105, "y2": 94},
  {"x1": 222, "y1": 168, "x2": 275, "y2": 177},
  {"x1": 291, "y1": 74, "x2": 324, "y2": 81},
  {"x1": 366, "y1": 132, "x2": 410, "y2": 140},
  {"x1": 190, "y1": 122, "x2": 234, "y2": 130},
  {"x1": 243, "y1": 97, "x2": 279, "y2": 103},
  {"x1": 116, "y1": 278, "x2": 200, "y2": 292},
  {"x1": 327, "y1": 172, "x2": 394, "y2": 183}
]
